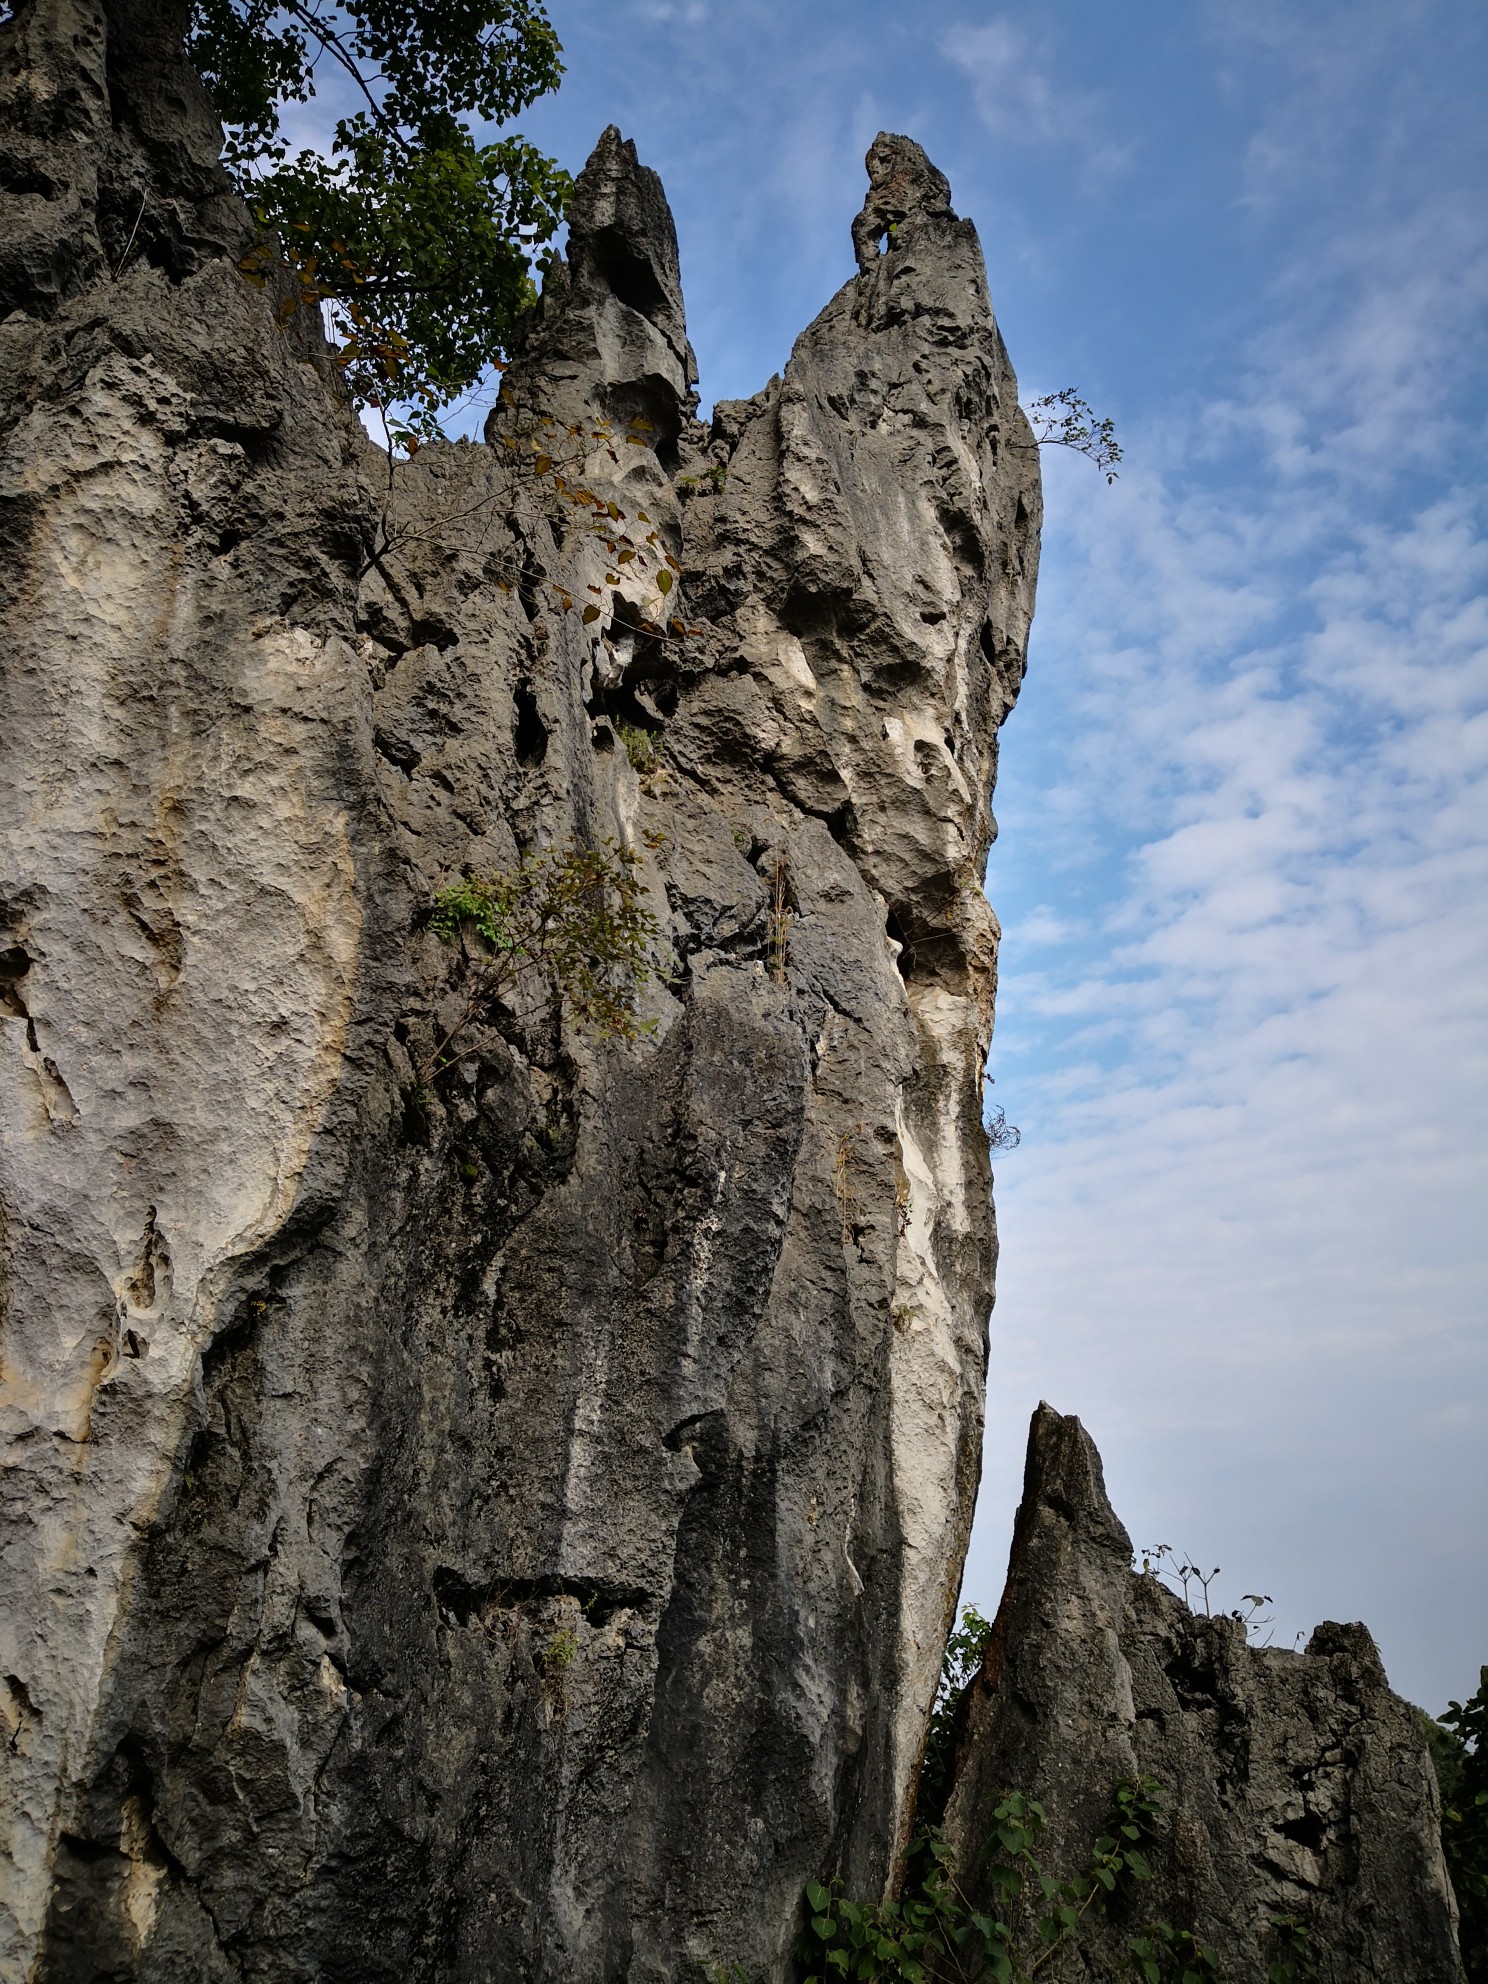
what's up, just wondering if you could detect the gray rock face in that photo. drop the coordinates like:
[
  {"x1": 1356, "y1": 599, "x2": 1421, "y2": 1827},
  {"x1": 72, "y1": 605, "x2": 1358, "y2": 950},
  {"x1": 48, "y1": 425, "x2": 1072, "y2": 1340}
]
[
  {"x1": 0, "y1": 6, "x2": 1040, "y2": 1971},
  {"x1": 944, "y1": 1407, "x2": 1465, "y2": 1983}
]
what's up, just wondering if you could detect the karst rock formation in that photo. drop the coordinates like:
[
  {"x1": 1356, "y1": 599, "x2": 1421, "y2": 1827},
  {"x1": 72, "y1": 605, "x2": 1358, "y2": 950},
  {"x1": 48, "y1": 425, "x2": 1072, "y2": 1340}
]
[
  {"x1": 943, "y1": 1408, "x2": 1465, "y2": 1984},
  {"x1": 0, "y1": 2, "x2": 1465, "y2": 1980},
  {"x1": 0, "y1": 0, "x2": 1037, "y2": 1973}
]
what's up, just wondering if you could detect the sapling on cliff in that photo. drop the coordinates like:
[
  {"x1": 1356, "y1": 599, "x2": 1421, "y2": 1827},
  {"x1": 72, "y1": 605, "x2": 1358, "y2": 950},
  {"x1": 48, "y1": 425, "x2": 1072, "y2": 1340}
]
[{"x1": 425, "y1": 838, "x2": 657, "y2": 1074}]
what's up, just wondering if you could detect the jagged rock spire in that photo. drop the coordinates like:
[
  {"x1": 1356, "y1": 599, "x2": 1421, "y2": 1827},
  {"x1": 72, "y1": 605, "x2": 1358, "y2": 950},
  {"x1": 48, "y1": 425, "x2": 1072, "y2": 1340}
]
[
  {"x1": 943, "y1": 1406, "x2": 1465, "y2": 1982},
  {"x1": 494, "y1": 124, "x2": 697, "y2": 450},
  {"x1": 852, "y1": 131, "x2": 954, "y2": 272}
]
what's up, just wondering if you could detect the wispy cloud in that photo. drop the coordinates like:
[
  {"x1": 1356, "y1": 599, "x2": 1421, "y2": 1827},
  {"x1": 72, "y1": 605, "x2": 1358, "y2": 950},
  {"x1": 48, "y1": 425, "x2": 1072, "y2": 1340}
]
[
  {"x1": 631, "y1": 0, "x2": 709, "y2": 23},
  {"x1": 940, "y1": 17, "x2": 1129, "y2": 177},
  {"x1": 970, "y1": 21, "x2": 1487, "y2": 1708}
]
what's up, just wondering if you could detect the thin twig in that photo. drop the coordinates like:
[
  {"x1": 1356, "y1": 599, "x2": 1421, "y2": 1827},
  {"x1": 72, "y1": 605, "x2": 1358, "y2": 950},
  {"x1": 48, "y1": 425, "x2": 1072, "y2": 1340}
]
[
  {"x1": 111, "y1": 193, "x2": 147, "y2": 281},
  {"x1": 283, "y1": 0, "x2": 396, "y2": 136}
]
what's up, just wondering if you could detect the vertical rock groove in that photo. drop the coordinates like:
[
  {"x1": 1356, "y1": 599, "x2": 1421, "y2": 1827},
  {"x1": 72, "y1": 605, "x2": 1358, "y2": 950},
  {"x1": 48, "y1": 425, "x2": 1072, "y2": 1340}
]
[{"x1": 0, "y1": 9, "x2": 1039, "y2": 1974}]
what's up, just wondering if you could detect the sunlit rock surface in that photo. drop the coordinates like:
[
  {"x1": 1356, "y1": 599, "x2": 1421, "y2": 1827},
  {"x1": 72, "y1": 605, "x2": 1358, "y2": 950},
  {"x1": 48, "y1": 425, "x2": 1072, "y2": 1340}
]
[{"x1": 0, "y1": 1, "x2": 1039, "y2": 1971}]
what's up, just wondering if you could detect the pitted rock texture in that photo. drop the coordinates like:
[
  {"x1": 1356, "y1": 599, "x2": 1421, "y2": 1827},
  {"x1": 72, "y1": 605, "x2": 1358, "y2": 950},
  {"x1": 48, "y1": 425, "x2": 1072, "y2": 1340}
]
[
  {"x1": 0, "y1": 2, "x2": 1039, "y2": 1972},
  {"x1": 944, "y1": 1407, "x2": 1465, "y2": 1983}
]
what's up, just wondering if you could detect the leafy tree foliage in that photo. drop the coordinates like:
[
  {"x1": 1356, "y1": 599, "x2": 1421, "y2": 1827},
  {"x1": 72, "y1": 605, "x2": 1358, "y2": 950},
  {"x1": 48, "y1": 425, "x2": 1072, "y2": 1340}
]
[
  {"x1": 191, "y1": 0, "x2": 570, "y2": 427},
  {"x1": 918, "y1": 1603, "x2": 994, "y2": 1822},
  {"x1": 1429, "y1": 1667, "x2": 1488, "y2": 1979},
  {"x1": 1025, "y1": 389, "x2": 1123, "y2": 483}
]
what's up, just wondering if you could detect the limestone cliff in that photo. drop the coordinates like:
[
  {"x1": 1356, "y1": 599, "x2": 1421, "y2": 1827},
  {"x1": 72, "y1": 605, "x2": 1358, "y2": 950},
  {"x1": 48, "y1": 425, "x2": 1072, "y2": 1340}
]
[
  {"x1": 943, "y1": 1407, "x2": 1465, "y2": 1984},
  {"x1": 0, "y1": 1, "x2": 1039, "y2": 1975}
]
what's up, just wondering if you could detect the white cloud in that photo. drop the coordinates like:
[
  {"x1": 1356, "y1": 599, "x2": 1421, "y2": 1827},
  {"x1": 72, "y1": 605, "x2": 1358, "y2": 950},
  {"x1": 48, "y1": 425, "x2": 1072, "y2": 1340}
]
[
  {"x1": 632, "y1": 0, "x2": 709, "y2": 22},
  {"x1": 970, "y1": 93, "x2": 1487, "y2": 1709},
  {"x1": 940, "y1": 18, "x2": 1125, "y2": 173}
]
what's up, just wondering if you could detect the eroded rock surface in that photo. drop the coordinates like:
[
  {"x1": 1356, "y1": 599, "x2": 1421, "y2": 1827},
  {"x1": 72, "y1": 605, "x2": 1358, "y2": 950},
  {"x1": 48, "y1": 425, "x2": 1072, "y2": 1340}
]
[
  {"x1": 944, "y1": 1407, "x2": 1465, "y2": 1983},
  {"x1": 0, "y1": 2, "x2": 1039, "y2": 1972}
]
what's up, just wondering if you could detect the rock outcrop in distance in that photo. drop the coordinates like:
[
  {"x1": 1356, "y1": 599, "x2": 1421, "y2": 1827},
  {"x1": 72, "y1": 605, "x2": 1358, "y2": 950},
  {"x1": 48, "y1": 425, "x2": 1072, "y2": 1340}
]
[
  {"x1": 0, "y1": 0, "x2": 1039, "y2": 1973},
  {"x1": 943, "y1": 1405, "x2": 1466, "y2": 1984}
]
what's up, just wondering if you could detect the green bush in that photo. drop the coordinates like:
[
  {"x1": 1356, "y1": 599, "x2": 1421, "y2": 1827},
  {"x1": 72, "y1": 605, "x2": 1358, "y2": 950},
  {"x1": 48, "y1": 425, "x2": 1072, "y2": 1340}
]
[
  {"x1": 801, "y1": 1777, "x2": 1215, "y2": 1984},
  {"x1": 426, "y1": 838, "x2": 657, "y2": 1072}
]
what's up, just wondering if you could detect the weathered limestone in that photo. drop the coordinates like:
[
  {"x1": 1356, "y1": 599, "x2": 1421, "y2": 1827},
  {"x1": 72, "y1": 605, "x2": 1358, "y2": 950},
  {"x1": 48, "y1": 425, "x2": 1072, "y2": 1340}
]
[
  {"x1": 944, "y1": 1406, "x2": 1466, "y2": 1984},
  {"x1": 0, "y1": 1, "x2": 1039, "y2": 1971}
]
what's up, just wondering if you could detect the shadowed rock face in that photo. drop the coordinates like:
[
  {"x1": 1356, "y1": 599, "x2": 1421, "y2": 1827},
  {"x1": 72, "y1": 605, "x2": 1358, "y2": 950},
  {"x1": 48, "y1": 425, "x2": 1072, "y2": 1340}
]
[
  {"x1": 944, "y1": 1406, "x2": 1465, "y2": 1984},
  {"x1": 0, "y1": 18, "x2": 1039, "y2": 1975}
]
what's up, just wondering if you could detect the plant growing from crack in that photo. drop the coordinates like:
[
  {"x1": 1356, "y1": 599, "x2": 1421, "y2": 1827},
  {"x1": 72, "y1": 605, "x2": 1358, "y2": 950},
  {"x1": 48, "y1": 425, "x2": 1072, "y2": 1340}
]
[
  {"x1": 768, "y1": 855, "x2": 792, "y2": 982},
  {"x1": 618, "y1": 722, "x2": 666, "y2": 777},
  {"x1": 1022, "y1": 389, "x2": 1123, "y2": 483},
  {"x1": 1138, "y1": 1545, "x2": 1275, "y2": 1643},
  {"x1": 986, "y1": 1104, "x2": 1021, "y2": 1153},
  {"x1": 1261, "y1": 1914, "x2": 1319, "y2": 1984},
  {"x1": 834, "y1": 1123, "x2": 865, "y2": 1246},
  {"x1": 423, "y1": 838, "x2": 657, "y2": 1076},
  {"x1": 678, "y1": 461, "x2": 727, "y2": 496},
  {"x1": 541, "y1": 1624, "x2": 578, "y2": 1679},
  {"x1": 802, "y1": 1776, "x2": 1217, "y2": 1984}
]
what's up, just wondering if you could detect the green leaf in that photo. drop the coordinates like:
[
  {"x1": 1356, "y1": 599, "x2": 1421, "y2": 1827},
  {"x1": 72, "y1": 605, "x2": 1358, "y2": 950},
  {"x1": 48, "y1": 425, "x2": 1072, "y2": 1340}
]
[{"x1": 195, "y1": 0, "x2": 570, "y2": 430}]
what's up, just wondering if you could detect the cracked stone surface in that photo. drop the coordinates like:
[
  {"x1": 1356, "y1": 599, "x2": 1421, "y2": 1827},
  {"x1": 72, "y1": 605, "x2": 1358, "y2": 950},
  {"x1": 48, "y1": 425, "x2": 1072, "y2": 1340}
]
[
  {"x1": 943, "y1": 1406, "x2": 1466, "y2": 1984},
  {"x1": 0, "y1": 0, "x2": 1038, "y2": 1971}
]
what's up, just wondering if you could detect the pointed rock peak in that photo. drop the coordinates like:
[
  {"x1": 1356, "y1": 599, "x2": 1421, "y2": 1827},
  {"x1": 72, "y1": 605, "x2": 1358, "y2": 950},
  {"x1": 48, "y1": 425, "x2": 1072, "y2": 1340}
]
[
  {"x1": 852, "y1": 131, "x2": 955, "y2": 270},
  {"x1": 1306, "y1": 1618, "x2": 1389, "y2": 1689},
  {"x1": 566, "y1": 124, "x2": 686, "y2": 350},
  {"x1": 1017, "y1": 1402, "x2": 1132, "y2": 1558}
]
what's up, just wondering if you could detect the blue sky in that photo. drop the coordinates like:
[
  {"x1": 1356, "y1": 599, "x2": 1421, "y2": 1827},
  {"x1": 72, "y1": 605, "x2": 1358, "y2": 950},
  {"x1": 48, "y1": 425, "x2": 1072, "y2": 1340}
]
[{"x1": 346, "y1": 0, "x2": 1488, "y2": 1709}]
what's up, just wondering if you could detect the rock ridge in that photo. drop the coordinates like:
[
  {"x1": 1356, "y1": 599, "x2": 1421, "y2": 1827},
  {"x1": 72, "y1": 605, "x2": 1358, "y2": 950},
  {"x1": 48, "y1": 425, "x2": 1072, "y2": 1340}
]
[
  {"x1": 944, "y1": 1406, "x2": 1465, "y2": 1984},
  {"x1": 0, "y1": 8, "x2": 1039, "y2": 1971}
]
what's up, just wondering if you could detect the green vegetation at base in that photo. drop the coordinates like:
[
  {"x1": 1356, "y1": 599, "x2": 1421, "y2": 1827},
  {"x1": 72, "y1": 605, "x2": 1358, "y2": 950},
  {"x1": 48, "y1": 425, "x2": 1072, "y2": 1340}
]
[
  {"x1": 801, "y1": 1778, "x2": 1219, "y2": 1984},
  {"x1": 1426, "y1": 1666, "x2": 1488, "y2": 1980}
]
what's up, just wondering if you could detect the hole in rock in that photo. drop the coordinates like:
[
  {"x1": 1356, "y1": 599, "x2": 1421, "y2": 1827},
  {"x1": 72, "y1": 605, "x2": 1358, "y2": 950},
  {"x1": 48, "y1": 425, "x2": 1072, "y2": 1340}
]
[
  {"x1": 822, "y1": 800, "x2": 857, "y2": 851},
  {"x1": 433, "y1": 1567, "x2": 649, "y2": 1631},
  {"x1": 885, "y1": 905, "x2": 914, "y2": 981},
  {"x1": 1278, "y1": 1810, "x2": 1327, "y2": 1853},
  {"x1": 0, "y1": 946, "x2": 30, "y2": 1019},
  {"x1": 587, "y1": 226, "x2": 670, "y2": 322}
]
